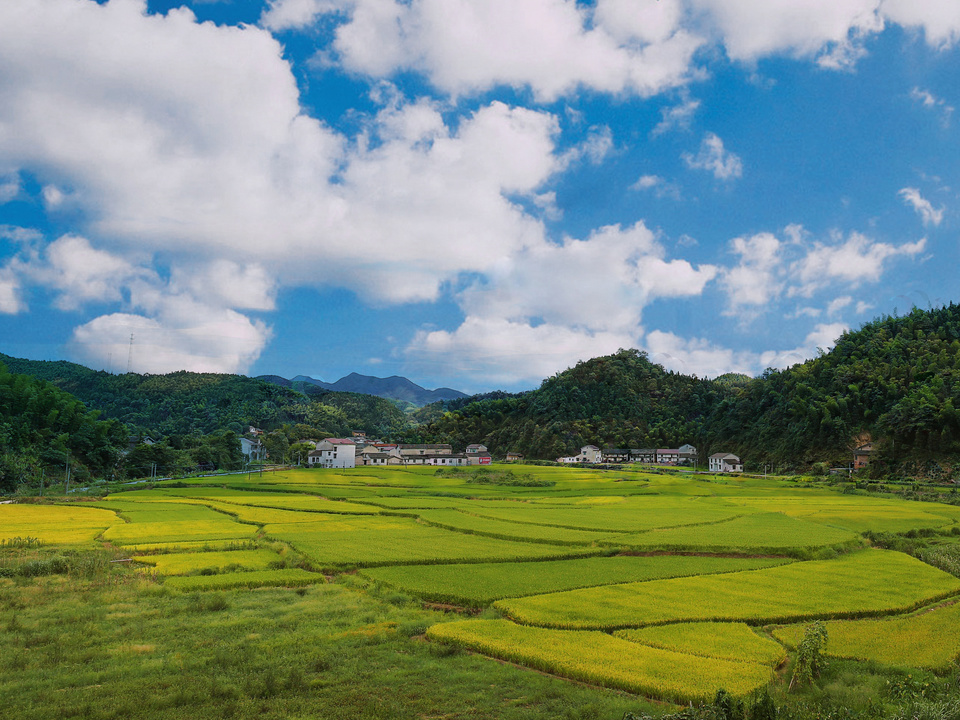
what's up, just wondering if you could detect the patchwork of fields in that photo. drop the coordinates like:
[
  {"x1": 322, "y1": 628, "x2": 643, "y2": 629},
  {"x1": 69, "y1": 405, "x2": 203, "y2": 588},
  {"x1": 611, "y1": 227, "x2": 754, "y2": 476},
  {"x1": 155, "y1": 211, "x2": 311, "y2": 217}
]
[{"x1": 4, "y1": 464, "x2": 960, "y2": 708}]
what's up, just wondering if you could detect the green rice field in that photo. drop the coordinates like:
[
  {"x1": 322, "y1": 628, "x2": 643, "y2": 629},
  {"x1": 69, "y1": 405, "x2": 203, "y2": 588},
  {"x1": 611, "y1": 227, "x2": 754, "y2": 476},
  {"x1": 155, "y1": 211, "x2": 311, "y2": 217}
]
[{"x1": 5, "y1": 465, "x2": 960, "y2": 717}]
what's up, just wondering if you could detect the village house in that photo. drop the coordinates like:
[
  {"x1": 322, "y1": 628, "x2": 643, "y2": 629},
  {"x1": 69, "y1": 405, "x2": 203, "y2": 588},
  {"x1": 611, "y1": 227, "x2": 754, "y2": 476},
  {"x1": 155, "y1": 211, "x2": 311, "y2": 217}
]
[
  {"x1": 558, "y1": 445, "x2": 601, "y2": 464},
  {"x1": 709, "y1": 452, "x2": 743, "y2": 473},
  {"x1": 630, "y1": 449, "x2": 657, "y2": 464},
  {"x1": 308, "y1": 438, "x2": 357, "y2": 469},
  {"x1": 399, "y1": 443, "x2": 453, "y2": 457},
  {"x1": 678, "y1": 444, "x2": 698, "y2": 466},
  {"x1": 600, "y1": 448, "x2": 631, "y2": 463},
  {"x1": 656, "y1": 449, "x2": 681, "y2": 465},
  {"x1": 504, "y1": 452, "x2": 524, "y2": 463},
  {"x1": 239, "y1": 437, "x2": 264, "y2": 462},
  {"x1": 853, "y1": 442, "x2": 873, "y2": 470}
]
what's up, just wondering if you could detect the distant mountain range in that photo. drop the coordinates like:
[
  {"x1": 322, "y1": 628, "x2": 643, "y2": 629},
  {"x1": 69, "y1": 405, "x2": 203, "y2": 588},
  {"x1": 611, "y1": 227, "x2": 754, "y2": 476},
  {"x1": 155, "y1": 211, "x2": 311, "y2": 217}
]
[{"x1": 257, "y1": 372, "x2": 467, "y2": 407}]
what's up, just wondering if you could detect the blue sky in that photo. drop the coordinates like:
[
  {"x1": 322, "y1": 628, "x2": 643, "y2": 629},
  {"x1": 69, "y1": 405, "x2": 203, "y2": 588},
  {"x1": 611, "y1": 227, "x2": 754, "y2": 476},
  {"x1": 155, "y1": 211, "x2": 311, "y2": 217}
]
[{"x1": 0, "y1": 0, "x2": 958, "y2": 394}]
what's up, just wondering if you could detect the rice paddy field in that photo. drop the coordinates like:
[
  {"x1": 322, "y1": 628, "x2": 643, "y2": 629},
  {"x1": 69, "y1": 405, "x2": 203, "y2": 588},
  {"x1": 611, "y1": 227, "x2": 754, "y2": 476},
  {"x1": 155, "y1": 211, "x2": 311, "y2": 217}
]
[{"x1": 3, "y1": 464, "x2": 960, "y2": 719}]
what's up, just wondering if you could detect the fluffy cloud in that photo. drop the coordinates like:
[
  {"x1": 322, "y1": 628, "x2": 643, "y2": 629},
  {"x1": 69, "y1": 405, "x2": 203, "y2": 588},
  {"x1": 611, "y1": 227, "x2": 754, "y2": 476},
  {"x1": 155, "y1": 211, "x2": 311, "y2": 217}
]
[
  {"x1": 881, "y1": 0, "x2": 960, "y2": 48},
  {"x1": 910, "y1": 87, "x2": 954, "y2": 127},
  {"x1": 0, "y1": 268, "x2": 23, "y2": 314},
  {"x1": 644, "y1": 320, "x2": 849, "y2": 379},
  {"x1": 790, "y1": 232, "x2": 927, "y2": 297},
  {"x1": 266, "y1": 0, "x2": 702, "y2": 100},
  {"x1": 721, "y1": 232, "x2": 784, "y2": 317},
  {"x1": 406, "y1": 222, "x2": 718, "y2": 387},
  {"x1": 683, "y1": 133, "x2": 743, "y2": 180},
  {"x1": 407, "y1": 317, "x2": 634, "y2": 390},
  {"x1": 70, "y1": 303, "x2": 271, "y2": 375},
  {"x1": 899, "y1": 187, "x2": 945, "y2": 227},
  {"x1": 652, "y1": 92, "x2": 701, "y2": 137}
]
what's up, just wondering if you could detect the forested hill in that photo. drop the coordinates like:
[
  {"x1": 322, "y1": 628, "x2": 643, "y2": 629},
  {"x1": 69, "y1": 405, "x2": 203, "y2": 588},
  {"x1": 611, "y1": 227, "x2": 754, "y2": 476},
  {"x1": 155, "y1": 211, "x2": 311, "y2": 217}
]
[
  {"x1": 0, "y1": 362, "x2": 127, "y2": 490},
  {"x1": 709, "y1": 304, "x2": 960, "y2": 472},
  {"x1": 414, "y1": 304, "x2": 960, "y2": 472},
  {"x1": 0, "y1": 355, "x2": 409, "y2": 440},
  {"x1": 408, "y1": 349, "x2": 730, "y2": 459}
]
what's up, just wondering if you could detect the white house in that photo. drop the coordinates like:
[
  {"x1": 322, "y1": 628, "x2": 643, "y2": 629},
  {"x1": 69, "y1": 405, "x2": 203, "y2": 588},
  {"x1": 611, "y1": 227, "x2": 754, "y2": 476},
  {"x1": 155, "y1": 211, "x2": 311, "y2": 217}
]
[
  {"x1": 709, "y1": 453, "x2": 743, "y2": 473},
  {"x1": 308, "y1": 438, "x2": 356, "y2": 469},
  {"x1": 239, "y1": 437, "x2": 264, "y2": 462},
  {"x1": 678, "y1": 444, "x2": 698, "y2": 466},
  {"x1": 558, "y1": 445, "x2": 601, "y2": 464}
]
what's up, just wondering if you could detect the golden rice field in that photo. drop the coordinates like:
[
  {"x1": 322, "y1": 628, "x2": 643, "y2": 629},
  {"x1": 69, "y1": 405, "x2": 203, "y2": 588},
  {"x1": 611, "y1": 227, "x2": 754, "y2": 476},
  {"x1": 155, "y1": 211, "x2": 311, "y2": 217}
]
[
  {"x1": 0, "y1": 503, "x2": 118, "y2": 544},
  {"x1": 425, "y1": 619, "x2": 774, "y2": 703},
  {"x1": 772, "y1": 600, "x2": 960, "y2": 671},
  {"x1": 6, "y1": 465, "x2": 960, "y2": 709}
]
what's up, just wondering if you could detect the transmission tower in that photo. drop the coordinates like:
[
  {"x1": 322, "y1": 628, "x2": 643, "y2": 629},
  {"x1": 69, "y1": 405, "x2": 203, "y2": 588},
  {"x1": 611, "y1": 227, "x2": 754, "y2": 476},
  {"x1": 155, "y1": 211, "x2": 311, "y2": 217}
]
[{"x1": 126, "y1": 333, "x2": 134, "y2": 373}]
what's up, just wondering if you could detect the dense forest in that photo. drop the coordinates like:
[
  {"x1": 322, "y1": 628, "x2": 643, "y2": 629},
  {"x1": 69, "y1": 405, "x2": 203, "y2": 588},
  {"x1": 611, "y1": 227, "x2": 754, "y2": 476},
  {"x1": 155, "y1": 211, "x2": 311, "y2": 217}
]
[
  {"x1": 0, "y1": 354, "x2": 410, "y2": 441},
  {"x1": 0, "y1": 361, "x2": 128, "y2": 491},
  {"x1": 412, "y1": 304, "x2": 960, "y2": 475}
]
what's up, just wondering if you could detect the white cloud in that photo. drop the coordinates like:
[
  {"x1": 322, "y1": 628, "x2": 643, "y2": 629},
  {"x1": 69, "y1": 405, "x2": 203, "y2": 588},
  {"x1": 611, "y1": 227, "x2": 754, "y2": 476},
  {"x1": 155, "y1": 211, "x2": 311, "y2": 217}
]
[
  {"x1": 14, "y1": 235, "x2": 147, "y2": 311},
  {"x1": 631, "y1": 174, "x2": 681, "y2": 200},
  {"x1": 266, "y1": 0, "x2": 703, "y2": 101},
  {"x1": 721, "y1": 232, "x2": 784, "y2": 317},
  {"x1": 826, "y1": 296, "x2": 853, "y2": 316},
  {"x1": 0, "y1": 268, "x2": 24, "y2": 314},
  {"x1": 910, "y1": 87, "x2": 954, "y2": 127},
  {"x1": 0, "y1": 174, "x2": 19, "y2": 204},
  {"x1": 652, "y1": 92, "x2": 701, "y2": 137},
  {"x1": 683, "y1": 132, "x2": 743, "y2": 180},
  {"x1": 407, "y1": 316, "x2": 634, "y2": 389},
  {"x1": 406, "y1": 222, "x2": 717, "y2": 387},
  {"x1": 881, "y1": 0, "x2": 960, "y2": 48},
  {"x1": 644, "y1": 329, "x2": 758, "y2": 377},
  {"x1": 899, "y1": 187, "x2": 944, "y2": 227},
  {"x1": 790, "y1": 232, "x2": 927, "y2": 297},
  {"x1": 689, "y1": 0, "x2": 883, "y2": 64},
  {"x1": 70, "y1": 302, "x2": 271, "y2": 375}
]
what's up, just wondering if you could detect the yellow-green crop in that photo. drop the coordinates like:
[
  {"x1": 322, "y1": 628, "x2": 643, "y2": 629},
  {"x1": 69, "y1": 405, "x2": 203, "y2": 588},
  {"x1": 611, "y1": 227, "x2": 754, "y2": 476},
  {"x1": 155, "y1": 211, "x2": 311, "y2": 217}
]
[
  {"x1": 616, "y1": 622, "x2": 787, "y2": 666},
  {"x1": 426, "y1": 619, "x2": 772, "y2": 704}
]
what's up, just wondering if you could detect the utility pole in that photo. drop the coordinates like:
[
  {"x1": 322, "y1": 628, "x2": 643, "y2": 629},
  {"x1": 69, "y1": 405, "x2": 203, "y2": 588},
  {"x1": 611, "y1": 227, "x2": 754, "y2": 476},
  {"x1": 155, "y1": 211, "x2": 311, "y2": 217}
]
[
  {"x1": 65, "y1": 458, "x2": 70, "y2": 495},
  {"x1": 39, "y1": 468, "x2": 44, "y2": 497},
  {"x1": 126, "y1": 333, "x2": 134, "y2": 373}
]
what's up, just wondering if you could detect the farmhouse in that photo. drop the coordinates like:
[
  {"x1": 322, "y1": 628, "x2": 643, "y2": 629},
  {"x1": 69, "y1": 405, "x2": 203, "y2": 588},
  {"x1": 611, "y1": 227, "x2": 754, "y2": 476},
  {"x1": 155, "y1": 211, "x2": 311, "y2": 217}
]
[
  {"x1": 709, "y1": 452, "x2": 743, "y2": 473},
  {"x1": 239, "y1": 437, "x2": 265, "y2": 462},
  {"x1": 505, "y1": 452, "x2": 524, "y2": 463},
  {"x1": 399, "y1": 443, "x2": 453, "y2": 457},
  {"x1": 853, "y1": 442, "x2": 873, "y2": 470},
  {"x1": 308, "y1": 438, "x2": 356, "y2": 469},
  {"x1": 558, "y1": 445, "x2": 601, "y2": 464}
]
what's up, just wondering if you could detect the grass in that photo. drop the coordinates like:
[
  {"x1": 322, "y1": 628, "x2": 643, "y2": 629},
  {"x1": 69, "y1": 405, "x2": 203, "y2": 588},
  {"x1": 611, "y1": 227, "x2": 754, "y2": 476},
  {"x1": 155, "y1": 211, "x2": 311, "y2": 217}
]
[
  {"x1": 494, "y1": 549, "x2": 960, "y2": 630},
  {"x1": 415, "y1": 508, "x2": 618, "y2": 545},
  {"x1": 361, "y1": 554, "x2": 791, "y2": 606},
  {"x1": 426, "y1": 619, "x2": 773, "y2": 704}
]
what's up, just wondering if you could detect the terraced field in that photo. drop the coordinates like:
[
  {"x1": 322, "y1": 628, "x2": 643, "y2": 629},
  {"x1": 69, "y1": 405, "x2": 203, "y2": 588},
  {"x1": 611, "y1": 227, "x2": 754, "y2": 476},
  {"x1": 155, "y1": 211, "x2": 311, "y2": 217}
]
[{"x1": 7, "y1": 465, "x2": 960, "y2": 709}]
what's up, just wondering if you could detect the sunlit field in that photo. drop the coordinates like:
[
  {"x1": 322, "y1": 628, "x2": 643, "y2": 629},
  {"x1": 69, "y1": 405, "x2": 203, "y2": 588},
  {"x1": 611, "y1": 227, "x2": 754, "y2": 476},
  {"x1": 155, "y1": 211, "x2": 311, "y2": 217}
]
[{"x1": 3, "y1": 464, "x2": 960, "y2": 718}]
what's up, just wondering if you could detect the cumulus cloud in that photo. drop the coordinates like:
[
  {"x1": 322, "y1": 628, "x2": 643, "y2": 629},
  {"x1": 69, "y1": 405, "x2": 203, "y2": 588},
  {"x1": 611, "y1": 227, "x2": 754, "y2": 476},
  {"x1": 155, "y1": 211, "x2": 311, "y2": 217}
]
[
  {"x1": 881, "y1": 0, "x2": 960, "y2": 48},
  {"x1": 910, "y1": 87, "x2": 955, "y2": 128},
  {"x1": 790, "y1": 232, "x2": 927, "y2": 297},
  {"x1": 405, "y1": 222, "x2": 718, "y2": 387},
  {"x1": 899, "y1": 187, "x2": 944, "y2": 227},
  {"x1": 631, "y1": 174, "x2": 681, "y2": 200},
  {"x1": 0, "y1": 268, "x2": 24, "y2": 314},
  {"x1": 721, "y1": 232, "x2": 784, "y2": 317},
  {"x1": 70, "y1": 303, "x2": 271, "y2": 375},
  {"x1": 0, "y1": 174, "x2": 19, "y2": 204},
  {"x1": 407, "y1": 317, "x2": 635, "y2": 390},
  {"x1": 683, "y1": 133, "x2": 743, "y2": 180},
  {"x1": 265, "y1": 0, "x2": 702, "y2": 101}
]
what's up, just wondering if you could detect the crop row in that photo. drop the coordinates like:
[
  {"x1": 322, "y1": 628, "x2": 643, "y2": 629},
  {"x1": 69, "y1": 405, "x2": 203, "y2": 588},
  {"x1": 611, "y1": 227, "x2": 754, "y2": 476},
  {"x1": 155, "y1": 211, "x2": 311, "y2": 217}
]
[
  {"x1": 494, "y1": 549, "x2": 960, "y2": 630},
  {"x1": 132, "y1": 548, "x2": 282, "y2": 575},
  {"x1": 163, "y1": 568, "x2": 324, "y2": 591},
  {"x1": 426, "y1": 619, "x2": 773, "y2": 704},
  {"x1": 361, "y1": 555, "x2": 790, "y2": 606},
  {"x1": 615, "y1": 622, "x2": 787, "y2": 667},
  {"x1": 772, "y1": 600, "x2": 960, "y2": 672},
  {"x1": 0, "y1": 504, "x2": 118, "y2": 545}
]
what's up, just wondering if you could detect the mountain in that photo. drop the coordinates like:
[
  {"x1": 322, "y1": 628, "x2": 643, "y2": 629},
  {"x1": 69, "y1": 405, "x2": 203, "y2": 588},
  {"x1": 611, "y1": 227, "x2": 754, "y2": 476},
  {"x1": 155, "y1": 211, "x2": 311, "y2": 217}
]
[{"x1": 262, "y1": 372, "x2": 468, "y2": 407}]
